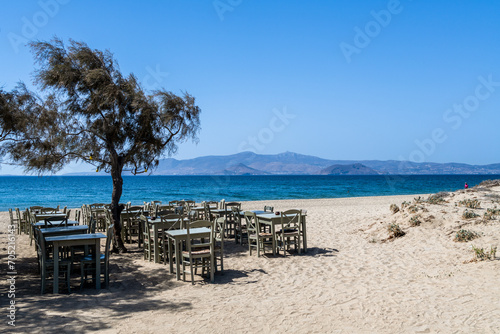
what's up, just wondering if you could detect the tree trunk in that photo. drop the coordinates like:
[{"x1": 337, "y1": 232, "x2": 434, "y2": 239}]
[{"x1": 110, "y1": 163, "x2": 127, "y2": 253}]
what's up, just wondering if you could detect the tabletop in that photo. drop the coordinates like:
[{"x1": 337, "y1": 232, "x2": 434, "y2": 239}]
[
  {"x1": 46, "y1": 232, "x2": 106, "y2": 242},
  {"x1": 40, "y1": 225, "x2": 88, "y2": 234}
]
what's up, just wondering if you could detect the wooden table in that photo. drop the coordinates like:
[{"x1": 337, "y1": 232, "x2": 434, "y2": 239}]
[
  {"x1": 45, "y1": 233, "x2": 106, "y2": 293},
  {"x1": 39, "y1": 225, "x2": 88, "y2": 237},
  {"x1": 248, "y1": 211, "x2": 308, "y2": 253},
  {"x1": 147, "y1": 217, "x2": 188, "y2": 264},
  {"x1": 165, "y1": 227, "x2": 212, "y2": 280}
]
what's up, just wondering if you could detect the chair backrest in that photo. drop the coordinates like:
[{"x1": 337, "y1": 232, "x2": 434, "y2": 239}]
[
  {"x1": 206, "y1": 201, "x2": 218, "y2": 209},
  {"x1": 140, "y1": 215, "x2": 151, "y2": 240},
  {"x1": 62, "y1": 206, "x2": 68, "y2": 213},
  {"x1": 9, "y1": 208, "x2": 15, "y2": 224},
  {"x1": 160, "y1": 214, "x2": 183, "y2": 230},
  {"x1": 66, "y1": 209, "x2": 72, "y2": 220},
  {"x1": 30, "y1": 206, "x2": 44, "y2": 214},
  {"x1": 204, "y1": 203, "x2": 213, "y2": 222},
  {"x1": 280, "y1": 209, "x2": 301, "y2": 230},
  {"x1": 75, "y1": 210, "x2": 81, "y2": 223},
  {"x1": 105, "y1": 224, "x2": 114, "y2": 259},
  {"x1": 40, "y1": 207, "x2": 59, "y2": 214},
  {"x1": 88, "y1": 217, "x2": 96, "y2": 233},
  {"x1": 264, "y1": 206, "x2": 274, "y2": 213},
  {"x1": 244, "y1": 211, "x2": 257, "y2": 233},
  {"x1": 214, "y1": 217, "x2": 225, "y2": 243},
  {"x1": 225, "y1": 202, "x2": 241, "y2": 221},
  {"x1": 184, "y1": 220, "x2": 213, "y2": 255},
  {"x1": 45, "y1": 215, "x2": 68, "y2": 227}
]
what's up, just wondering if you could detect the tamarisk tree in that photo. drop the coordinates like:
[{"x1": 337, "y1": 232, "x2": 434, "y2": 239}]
[{"x1": 4, "y1": 38, "x2": 200, "y2": 252}]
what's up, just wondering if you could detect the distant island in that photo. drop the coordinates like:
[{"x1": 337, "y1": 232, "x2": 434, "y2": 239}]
[{"x1": 62, "y1": 151, "x2": 500, "y2": 176}]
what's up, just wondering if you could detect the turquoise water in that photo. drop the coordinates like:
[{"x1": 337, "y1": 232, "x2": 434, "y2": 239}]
[{"x1": 0, "y1": 175, "x2": 498, "y2": 211}]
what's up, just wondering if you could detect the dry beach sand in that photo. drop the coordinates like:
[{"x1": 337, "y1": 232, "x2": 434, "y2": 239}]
[{"x1": 1, "y1": 183, "x2": 500, "y2": 333}]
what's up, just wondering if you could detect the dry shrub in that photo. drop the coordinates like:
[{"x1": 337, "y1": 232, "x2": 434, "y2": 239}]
[{"x1": 390, "y1": 204, "x2": 399, "y2": 214}]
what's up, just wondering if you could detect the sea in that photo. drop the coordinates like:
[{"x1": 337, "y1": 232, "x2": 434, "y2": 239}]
[{"x1": 1, "y1": 174, "x2": 499, "y2": 211}]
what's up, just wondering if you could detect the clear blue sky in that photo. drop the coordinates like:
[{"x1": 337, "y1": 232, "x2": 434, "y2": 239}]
[{"x1": 1, "y1": 0, "x2": 500, "y2": 174}]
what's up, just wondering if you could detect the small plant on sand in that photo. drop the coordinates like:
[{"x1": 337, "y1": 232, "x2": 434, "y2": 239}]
[
  {"x1": 426, "y1": 192, "x2": 447, "y2": 205},
  {"x1": 471, "y1": 245, "x2": 497, "y2": 261},
  {"x1": 458, "y1": 199, "x2": 481, "y2": 209},
  {"x1": 409, "y1": 215, "x2": 421, "y2": 226},
  {"x1": 484, "y1": 207, "x2": 500, "y2": 220},
  {"x1": 413, "y1": 196, "x2": 424, "y2": 204},
  {"x1": 454, "y1": 229, "x2": 478, "y2": 242},
  {"x1": 388, "y1": 223, "x2": 405, "y2": 238},
  {"x1": 401, "y1": 201, "x2": 410, "y2": 209},
  {"x1": 462, "y1": 209, "x2": 479, "y2": 219},
  {"x1": 390, "y1": 204, "x2": 399, "y2": 214}
]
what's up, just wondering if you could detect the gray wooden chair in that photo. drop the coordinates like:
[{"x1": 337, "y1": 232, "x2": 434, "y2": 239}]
[
  {"x1": 264, "y1": 206, "x2": 274, "y2": 212},
  {"x1": 160, "y1": 214, "x2": 183, "y2": 265},
  {"x1": 224, "y1": 202, "x2": 241, "y2": 239},
  {"x1": 34, "y1": 228, "x2": 72, "y2": 294},
  {"x1": 214, "y1": 217, "x2": 226, "y2": 272},
  {"x1": 246, "y1": 211, "x2": 275, "y2": 257},
  {"x1": 276, "y1": 209, "x2": 302, "y2": 256},
  {"x1": 9, "y1": 208, "x2": 20, "y2": 234},
  {"x1": 181, "y1": 220, "x2": 214, "y2": 284},
  {"x1": 80, "y1": 224, "x2": 114, "y2": 290}
]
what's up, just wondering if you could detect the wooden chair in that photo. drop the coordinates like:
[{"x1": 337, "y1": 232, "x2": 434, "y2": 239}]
[
  {"x1": 224, "y1": 202, "x2": 241, "y2": 239},
  {"x1": 40, "y1": 207, "x2": 59, "y2": 214},
  {"x1": 276, "y1": 210, "x2": 302, "y2": 256},
  {"x1": 80, "y1": 224, "x2": 114, "y2": 290},
  {"x1": 34, "y1": 228, "x2": 72, "y2": 294},
  {"x1": 160, "y1": 214, "x2": 183, "y2": 265},
  {"x1": 15, "y1": 208, "x2": 28, "y2": 235},
  {"x1": 44, "y1": 215, "x2": 68, "y2": 228},
  {"x1": 9, "y1": 209, "x2": 20, "y2": 234},
  {"x1": 213, "y1": 217, "x2": 225, "y2": 272},
  {"x1": 181, "y1": 220, "x2": 214, "y2": 284},
  {"x1": 123, "y1": 206, "x2": 143, "y2": 244},
  {"x1": 264, "y1": 206, "x2": 274, "y2": 213},
  {"x1": 246, "y1": 211, "x2": 275, "y2": 257},
  {"x1": 141, "y1": 215, "x2": 154, "y2": 261},
  {"x1": 30, "y1": 206, "x2": 44, "y2": 214},
  {"x1": 233, "y1": 206, "x2": 247, "y2": 245}
]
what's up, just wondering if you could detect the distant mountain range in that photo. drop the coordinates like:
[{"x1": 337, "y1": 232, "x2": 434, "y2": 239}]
[{"x1": 65, "y1": 151, "x2": 500, "y2": 176}]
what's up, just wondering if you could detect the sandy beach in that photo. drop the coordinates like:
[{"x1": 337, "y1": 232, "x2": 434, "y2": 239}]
[{"x1": 2, "y1": 184, "x2": 500, "y2": 333}]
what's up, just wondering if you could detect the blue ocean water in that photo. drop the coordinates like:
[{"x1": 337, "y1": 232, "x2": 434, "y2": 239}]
[{"x1": 0, "y1": 174, "x2": 499, "y2": 211}]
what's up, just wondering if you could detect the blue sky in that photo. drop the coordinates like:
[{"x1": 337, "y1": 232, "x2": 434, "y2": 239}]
[{"x1": 1, "y1": 0, "x2": 500, "y2": 174}]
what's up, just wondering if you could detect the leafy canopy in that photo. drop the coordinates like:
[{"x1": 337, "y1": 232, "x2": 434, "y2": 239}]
[{"x1": 6, "y1": 38, "x2": 200, "y2": 175}]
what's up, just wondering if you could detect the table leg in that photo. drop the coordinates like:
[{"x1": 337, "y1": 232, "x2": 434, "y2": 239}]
[
  {"x1": 95, "y1": 239, "x2": 101, "y2": 290},
  {"x1": 53, "y1": 242, "x2": 60, "y2": 294},
  {"x1": 168, "y1": 236, "x2": 174, "y2": 274},
  {"x1": 175, "y1": 238, "x2": 181, "y2": 280},
  {"x1": 302, "y1": 217, "x2": 307, "y2": 252},
  {"x1": 153, "y1": 226, "x2": 159, "y2": 263}
]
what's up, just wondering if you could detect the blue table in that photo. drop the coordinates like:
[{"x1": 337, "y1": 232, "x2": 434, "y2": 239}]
[
  {"x1": 40, "y1": 225, "x2": 88, "y2": 237},
  {"x1": 45, "y1": 233, "x2": 106, "y2": 293}
]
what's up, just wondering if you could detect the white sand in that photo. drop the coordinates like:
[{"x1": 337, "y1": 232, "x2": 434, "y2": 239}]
[{"x1": 1, "y1": 186, "x2": 499, "y2": 333}]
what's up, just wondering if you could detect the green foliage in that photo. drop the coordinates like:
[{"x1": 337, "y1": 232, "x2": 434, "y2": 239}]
[
  {"x1": 484, "y1": 207, "x2": 500, "y2": 220},
  {"x1": 409, "y1": 215, "x2": 421, "y2": 227},
  {"x1": 454, "y1": 229, "x2": 478, "y2": 242},
  {"x1": 388, "y1": 223, "x2": 405, "y2": 238},
  {"x1": 390, "y1": 204, "x2": 399, "y2": 214},
  {"x1": 413, "y1": 196, "x2": 424, "y2": 204},
  {"x1": 401, "y1": 201, "x2": 410, "y2": 209},
  {"x1": 1, "y1": 38, "x2": 201, "y2": 252},
  {"x1": 462, "y1": 210, "x2": 480, "y2": 219},
  {"x1": 458, "y1": 199, "x2": 481, "y2": 209},
  {"x1": 471, "y1": 245, "x2": 497, "y2": 261},
  {"x1": 426, "y1": 192, "x2": 447, "y2": 204}
]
